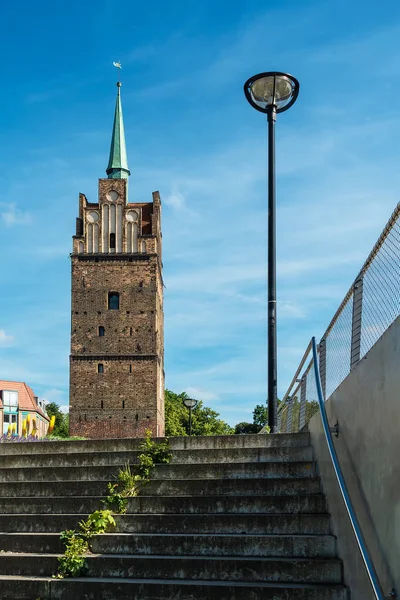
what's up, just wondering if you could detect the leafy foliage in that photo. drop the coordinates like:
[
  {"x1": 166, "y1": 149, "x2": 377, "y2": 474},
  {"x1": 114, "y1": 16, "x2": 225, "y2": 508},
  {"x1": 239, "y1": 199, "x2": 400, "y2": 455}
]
[
  {"x1": 233, "y1": 403, "x2": 270, "y2": 434},
  {"x1": 46, "y1": 403, "x2": 69, "y2": 438},
  {"x1": 57, "y1": 510, "x2": 116, "y2": 577},
  {"x1": 58, "y1": 431, "x2": 172, "y2": 578},
  {"x1": 79, "y1": 510, "x2": 116, "y2": 536},
  {"x1": 57, "y1": 535, "x2": 88, "y2": 578},
  {"x1": 253, "y1": 404, "x2": 269, "y2": 427},
  {"x1": 234, "y1": 422, "x2": 260, "y2": 434},
  {"x1": 165, "y1": 390, "x2": 233, "y2": 436},
  {"x1": 104, "y1": 432, "x2": 172, "y2": 513},
  {"x1": 103, "y1": 463, "x2": 141, "y2": 513}
]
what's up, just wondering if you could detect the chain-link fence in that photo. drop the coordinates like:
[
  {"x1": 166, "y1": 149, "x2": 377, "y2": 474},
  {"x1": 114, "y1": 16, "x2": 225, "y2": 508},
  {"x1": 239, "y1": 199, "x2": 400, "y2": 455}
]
[{"x1": 276, "y1": 202, "x2": 400, "y2": 434}]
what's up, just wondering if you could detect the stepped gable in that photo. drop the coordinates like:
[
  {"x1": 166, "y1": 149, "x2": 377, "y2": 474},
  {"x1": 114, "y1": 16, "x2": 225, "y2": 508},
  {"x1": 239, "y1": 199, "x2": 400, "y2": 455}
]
[{"x1": 0, "y1": 433, "x2": 349, "y2": 599}]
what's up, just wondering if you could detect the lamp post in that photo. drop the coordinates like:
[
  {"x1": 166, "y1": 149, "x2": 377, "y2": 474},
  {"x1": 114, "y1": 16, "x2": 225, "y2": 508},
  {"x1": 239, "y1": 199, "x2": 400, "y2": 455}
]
[
  {"x1": 182, "y1": 397, "x2": 198, "y2": 437},
  {"x1": 244, "y1": 72, "x2": 299, "y2": 433}
]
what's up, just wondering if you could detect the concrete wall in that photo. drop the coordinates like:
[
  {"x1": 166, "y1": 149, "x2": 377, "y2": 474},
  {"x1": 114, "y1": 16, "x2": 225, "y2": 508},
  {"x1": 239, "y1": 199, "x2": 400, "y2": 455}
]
[{"x1": 308, "y1": 315, "x2": 400, "y2": 599}]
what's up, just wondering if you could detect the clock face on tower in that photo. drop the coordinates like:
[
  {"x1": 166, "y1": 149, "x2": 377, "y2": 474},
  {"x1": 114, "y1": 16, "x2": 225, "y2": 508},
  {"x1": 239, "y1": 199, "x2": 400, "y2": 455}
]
[
  {"x1": 106, "y1": 190, "x2": 119, "y2": 202},
  {"x1": 87, "y1": 211, "x2": 99, "y2": 223}
]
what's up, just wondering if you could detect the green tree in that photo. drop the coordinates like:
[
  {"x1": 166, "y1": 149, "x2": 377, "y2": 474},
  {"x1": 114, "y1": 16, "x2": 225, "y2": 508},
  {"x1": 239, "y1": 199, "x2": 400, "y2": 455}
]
[
  {"x1": 46, "y1": 402, "x2": 69, "y2": 438},
  {"x1": 165, "y1": 390, "x2": 233, "y2": 437},
  {"x1": 234, "y1": 422, "x2": 260, "y2": 434},
  {"x1": 252, "y1": 404, "x2": 268, "y2": 428}
]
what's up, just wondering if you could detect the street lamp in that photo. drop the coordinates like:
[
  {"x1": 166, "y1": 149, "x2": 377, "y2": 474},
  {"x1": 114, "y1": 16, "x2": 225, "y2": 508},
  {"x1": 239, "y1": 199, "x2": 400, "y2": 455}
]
[
  {"x1": 182, "y1": 397, "x2": 198, "y2": 437},
  {"x1": 244, "y1": 72, "x2": 299, "y2": 433}
]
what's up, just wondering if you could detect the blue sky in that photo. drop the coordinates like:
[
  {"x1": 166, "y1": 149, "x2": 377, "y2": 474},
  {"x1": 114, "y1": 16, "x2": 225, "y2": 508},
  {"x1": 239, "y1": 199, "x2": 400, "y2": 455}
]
[{"x1": 1, "y1": 0, "x2": 400, "y2": 425}]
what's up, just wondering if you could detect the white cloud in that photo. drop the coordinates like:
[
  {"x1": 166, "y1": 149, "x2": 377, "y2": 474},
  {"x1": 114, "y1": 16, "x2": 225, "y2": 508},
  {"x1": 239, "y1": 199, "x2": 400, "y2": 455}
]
[
  {"x1": 280, "y1": 301, "x2": 306, "y2": 319},
  {"x1": 0, "y1": 203, "x2": 31, "y2": 227},
  {"x1": 184, "y1": 387, "x2": 220, "y2": 402},
  {"x1": 164, "y1": 189, "x2": 187, "y2": 210},
  {"x1": 0, "y1": 330, "x2": 14, "y2": 347}
]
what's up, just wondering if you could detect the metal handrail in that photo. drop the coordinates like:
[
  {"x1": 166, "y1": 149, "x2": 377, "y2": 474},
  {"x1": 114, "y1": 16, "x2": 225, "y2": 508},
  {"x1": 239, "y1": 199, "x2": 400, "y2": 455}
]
[
  {"x1": 280, "y1": 339, "x2": 312, "y2": 406},
  {"x1": 311, "y1": 336, "x2": 385, "y2": 600}
]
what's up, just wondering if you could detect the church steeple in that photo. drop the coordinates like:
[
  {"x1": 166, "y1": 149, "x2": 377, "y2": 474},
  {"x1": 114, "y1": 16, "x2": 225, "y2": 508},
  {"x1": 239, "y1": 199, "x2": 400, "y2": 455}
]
[{"x1": 106, "y1": 82, "x2": 130, "y2": 179}]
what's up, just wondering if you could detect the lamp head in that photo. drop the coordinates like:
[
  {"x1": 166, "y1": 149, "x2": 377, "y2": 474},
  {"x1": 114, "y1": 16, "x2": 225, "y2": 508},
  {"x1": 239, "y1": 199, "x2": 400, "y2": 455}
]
[
  {"x1": 244, "y1": 71, "x2": 299, "y2": 114},
  {"x1": 183, "y1": 398, "x2": 198, "y2": 409}
]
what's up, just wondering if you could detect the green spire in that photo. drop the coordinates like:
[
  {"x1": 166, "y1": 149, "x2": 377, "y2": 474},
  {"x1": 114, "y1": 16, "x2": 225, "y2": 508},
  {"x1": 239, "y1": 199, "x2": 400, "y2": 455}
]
[{"x1": 106, "y1": 82, "x2": 130, "y2": 179}]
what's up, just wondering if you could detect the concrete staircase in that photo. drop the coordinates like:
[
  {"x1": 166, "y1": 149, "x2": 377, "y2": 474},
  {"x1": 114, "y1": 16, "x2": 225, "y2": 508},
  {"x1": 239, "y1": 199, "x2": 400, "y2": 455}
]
[{"x1": 0, "y1": 433, "x2": 349, "y2": 599}]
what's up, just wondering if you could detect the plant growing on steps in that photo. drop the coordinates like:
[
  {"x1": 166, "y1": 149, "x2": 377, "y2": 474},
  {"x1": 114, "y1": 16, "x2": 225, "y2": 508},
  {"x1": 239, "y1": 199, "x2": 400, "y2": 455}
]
[
  {"x1": 104, "y1": 430, "x2": 172, "y2": 514},
  {"x1": 56, "y1": 431, "x2": 171, "y2": 577},
  {"x1": 56, "y1": 510, "x2": 116, "y2": 578},
  {"x1": 103, "y1": 463, "x2": 141, "y2": 514}
]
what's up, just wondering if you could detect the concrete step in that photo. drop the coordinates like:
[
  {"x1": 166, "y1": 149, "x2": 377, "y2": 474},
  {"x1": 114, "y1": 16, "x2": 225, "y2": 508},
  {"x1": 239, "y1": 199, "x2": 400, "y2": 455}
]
[
  {"x1": 169, "y1": 433, "x2": 310, "y2": 450},
  {"x1": 153, "y1": 462, "x2": 315, "y2": 480},
  {"x1": 0, "y1": 553, "x2": 343, "y2": 583},
  {"x1": 0, "y1": 446, "x2": 313, "y2": 469},
  {"x1": 92, "y1": 533, "x2": 337, "y2": 558},
  {"x1": 0, "y1": 461, "x2": 315, "y2": 482},
  {"x1": 0, "y1": 477, "x2": 321, "y2": 498},
  {"x1": 0, "y1": 450, "x2": 139, "y2": 469},
  {"x1": 0, "y1": 433, "x2": 310, "y2": 456},
  {"x1": 170, "y1": 446, "x2": 313, "y2": 464},
  {"x1": 0, "y1": 576, "x2": 349, "y2": 600},
  {"x1": 144, "y1": 477, "x2": 321, "y2": 496},
  {"x1": 0, "y1": 465, "x2": 120, "y2": 482},
  {"x1": 0, "y1": 533, "x2": 336, "y2": 557},
  {"x1": 0, "y1": 494, "x2": 326, "y2": 515},
  {"x1": 0, "y1": 513, "x2": 331, "y2": 534}
]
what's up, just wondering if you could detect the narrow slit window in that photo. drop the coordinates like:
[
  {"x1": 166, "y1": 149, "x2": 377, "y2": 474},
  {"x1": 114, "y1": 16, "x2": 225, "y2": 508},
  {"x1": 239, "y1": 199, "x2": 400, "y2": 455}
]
[
  {"x1": 130, "y1": 327, "x2": 133, "y2": 336},
  {"x1": 129, "y1": 364, "x2": 132, "y2": 373},
  {"x1": 108, "y1": 292, "x2": 119, "y2": 310},
  {"x1": 101, "y1": 400, "x2": 104, "y2": 409},
  {"x1": 98, "y1": 363, "x2": 104, "y2": 374},
  {"x1": 110, "y1": 232, "x2": 116, "y2": 249},
  {"x1": 99, "y1": 326, "x2": 105, "y2": 337},
  {"x1": 122, "y1": 400, "x2": 125, "y2": 409}
]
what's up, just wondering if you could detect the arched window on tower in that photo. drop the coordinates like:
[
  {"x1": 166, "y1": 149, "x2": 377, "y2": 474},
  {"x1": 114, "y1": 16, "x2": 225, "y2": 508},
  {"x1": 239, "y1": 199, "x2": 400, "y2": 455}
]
[
  {"x1": 99, "y1": 326, "x2": 105, "y2": 337},
  {"x1": 98, "y1": 363, "x2": 104, "y2": 374},
  {"x1": 110, "y1": 233, "x2": 116, "y2": 249},
  {"x1": 108, "y1": 292, "x2": 119, "y2": 310}
]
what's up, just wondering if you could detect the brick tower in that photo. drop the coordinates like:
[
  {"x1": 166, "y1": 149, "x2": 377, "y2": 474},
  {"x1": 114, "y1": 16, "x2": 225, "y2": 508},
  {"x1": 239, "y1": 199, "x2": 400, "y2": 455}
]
[{"x1": 69, "y1": 82, "x2": 164, "y2": 438}]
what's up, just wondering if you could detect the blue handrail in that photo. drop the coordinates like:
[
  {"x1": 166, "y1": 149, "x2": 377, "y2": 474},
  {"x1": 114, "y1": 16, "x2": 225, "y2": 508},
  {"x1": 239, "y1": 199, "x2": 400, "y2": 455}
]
[{"x1": 311, "y1": 336, "x2": 385, "y2": 600}]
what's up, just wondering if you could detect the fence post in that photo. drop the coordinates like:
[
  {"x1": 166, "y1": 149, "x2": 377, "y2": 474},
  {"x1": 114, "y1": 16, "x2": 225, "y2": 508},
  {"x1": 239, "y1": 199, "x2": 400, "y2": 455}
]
[
  {"x1": 299, "y1": 375, "x2": 307, "y2": 430},
  {"x1": 287, "y1": 398, "x2": 293, "y2": 433},
  {"x1": 319, "y1": 338, "x2": 327, "y2": 400},
  {"x1": 351, "y1": 274, "x2": 364, "y2": 371}
]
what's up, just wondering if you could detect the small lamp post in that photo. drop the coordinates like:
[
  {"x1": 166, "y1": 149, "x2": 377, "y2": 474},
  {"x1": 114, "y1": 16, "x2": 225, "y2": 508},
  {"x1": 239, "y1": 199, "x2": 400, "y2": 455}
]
[
  {"x1": 244, "y1": 72, "x2": 299, "y2": 433},
  {"x1": 183, "y1": 397, "x2": 198, "y2": 437}
]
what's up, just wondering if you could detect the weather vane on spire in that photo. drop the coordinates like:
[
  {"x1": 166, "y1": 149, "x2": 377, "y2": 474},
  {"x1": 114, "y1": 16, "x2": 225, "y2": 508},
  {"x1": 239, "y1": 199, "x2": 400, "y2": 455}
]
[{"x1": 113, "y1": 61, "x2": 122, "y2": 84}]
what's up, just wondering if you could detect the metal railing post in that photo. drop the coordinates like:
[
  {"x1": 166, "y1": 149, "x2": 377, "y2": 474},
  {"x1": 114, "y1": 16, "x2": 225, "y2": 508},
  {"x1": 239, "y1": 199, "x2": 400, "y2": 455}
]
[
  {"x1": 299, "y1": 375, "x2": 307, "y2": 430},
  {"x1": 287, "y1": 398, "x2": 293, "y2": 433},
  {"x1": 277, "y1": 408, "x2": 282, "y2": 433},
  {"x1": 351, "y1": 274, "x2": 364, "y2": 371},
  {"x1": 319, "y1": 338, "x2": 327, "y2": 400}
]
